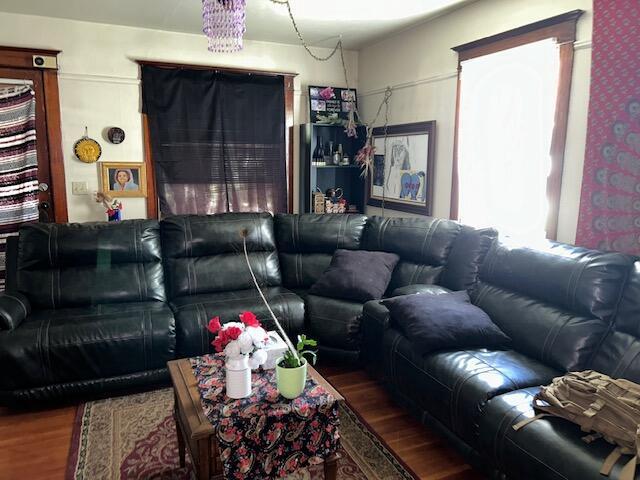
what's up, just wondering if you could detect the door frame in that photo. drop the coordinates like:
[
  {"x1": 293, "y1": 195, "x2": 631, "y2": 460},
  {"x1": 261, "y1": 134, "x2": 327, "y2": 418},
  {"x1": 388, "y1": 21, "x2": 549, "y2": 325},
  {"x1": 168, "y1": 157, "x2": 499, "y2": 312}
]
[{"x1": 0, "y1": 46, "x2": 67, "y2": 222}]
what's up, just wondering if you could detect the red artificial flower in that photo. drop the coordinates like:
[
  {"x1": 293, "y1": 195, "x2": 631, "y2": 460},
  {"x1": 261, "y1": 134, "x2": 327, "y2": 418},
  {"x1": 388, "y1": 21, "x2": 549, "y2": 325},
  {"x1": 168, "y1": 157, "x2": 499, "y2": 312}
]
[
  {"x1": 211, "y1": 322, "x2": 237, "y2": 352},
  {"x1": 212, "y1": 336, "x2": 226, "y2": 352},
  {"x1": 224, "y1": 325, "x2": 243, "y2": 341},
  {"x1": 207, "y1": 316, "x2": 222, "y2": 334},
  {"x1": 239, "y1": 311, "x2": 260, "y2": 328}
]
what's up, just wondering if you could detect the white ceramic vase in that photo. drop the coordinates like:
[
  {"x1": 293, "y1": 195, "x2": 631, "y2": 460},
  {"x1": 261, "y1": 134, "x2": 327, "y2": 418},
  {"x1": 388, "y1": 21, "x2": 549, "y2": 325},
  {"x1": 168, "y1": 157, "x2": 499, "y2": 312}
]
[{"x1": 225, "y1": 355, "x2": 252, "y2": 399}]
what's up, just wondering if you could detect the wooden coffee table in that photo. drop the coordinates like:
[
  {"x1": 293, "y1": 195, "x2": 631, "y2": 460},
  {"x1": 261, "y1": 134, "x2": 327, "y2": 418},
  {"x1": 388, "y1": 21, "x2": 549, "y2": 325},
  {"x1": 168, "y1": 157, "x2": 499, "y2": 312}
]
[{"x1": 168, "y1": 358, "x2": 343, "y2": 479}]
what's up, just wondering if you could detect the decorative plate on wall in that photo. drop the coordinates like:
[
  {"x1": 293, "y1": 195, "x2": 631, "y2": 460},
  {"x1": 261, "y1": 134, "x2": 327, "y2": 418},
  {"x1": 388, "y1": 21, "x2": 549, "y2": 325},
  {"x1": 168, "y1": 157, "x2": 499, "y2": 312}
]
[
  {"x1": 74, "y1": 127, "x2": 102, "y2": 163},
  {"x1": 107, "y1": 127, "x2": 125, "y2": 144}
]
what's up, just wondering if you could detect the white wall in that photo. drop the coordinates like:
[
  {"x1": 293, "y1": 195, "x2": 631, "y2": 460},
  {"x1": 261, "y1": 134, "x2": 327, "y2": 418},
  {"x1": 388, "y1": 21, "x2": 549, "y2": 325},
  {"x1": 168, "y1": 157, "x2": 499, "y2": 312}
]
[
  {"x1": 358, "y1": 0, "x2": 593, "y2": 244},
  {"x1": 0, "y1": 12, "x2": 358, "y2": 222}
]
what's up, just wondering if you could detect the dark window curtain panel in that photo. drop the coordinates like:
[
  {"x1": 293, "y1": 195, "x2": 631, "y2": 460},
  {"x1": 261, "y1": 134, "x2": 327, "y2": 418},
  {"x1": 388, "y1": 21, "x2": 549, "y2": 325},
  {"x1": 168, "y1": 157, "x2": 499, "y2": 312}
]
[{"x1": 141, "y1": 65, "x2": 286, "y2": 216}]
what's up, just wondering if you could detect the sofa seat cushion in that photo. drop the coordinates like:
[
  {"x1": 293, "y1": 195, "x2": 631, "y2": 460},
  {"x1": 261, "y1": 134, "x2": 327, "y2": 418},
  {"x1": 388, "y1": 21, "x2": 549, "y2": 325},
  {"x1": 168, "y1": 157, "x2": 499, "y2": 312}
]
[
  {"x1": 289, "y1": 288, "x2": 309, "y2": 301},
  {"x1": 170, "y1": 287, "x2": 304, "y2": 357},
  {"x1": 383, "y1": 328, "x2": 559, "y2": 447},
  {"x1": 479, "y1": 387, "x2": 638, "y2": 480},
  {"x1": 390, "y1": 284, "x2": 452, "y2": 297},
  {"x1": 306, "y1": 294, "x2": 363, "y2": 352},
  {"x1": 0, "y1": 302, "x2": 175, "y2": 391}
]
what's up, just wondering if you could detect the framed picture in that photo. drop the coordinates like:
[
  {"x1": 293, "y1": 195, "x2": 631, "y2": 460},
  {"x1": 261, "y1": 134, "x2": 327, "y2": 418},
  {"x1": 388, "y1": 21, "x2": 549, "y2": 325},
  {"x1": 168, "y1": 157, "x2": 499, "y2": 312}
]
[
  {"x1": 99, "y1": 162, "x2": 147, "y2": 198},
  {"x1": 365, "y1": 121, "x2": 435, "y2": 215}
]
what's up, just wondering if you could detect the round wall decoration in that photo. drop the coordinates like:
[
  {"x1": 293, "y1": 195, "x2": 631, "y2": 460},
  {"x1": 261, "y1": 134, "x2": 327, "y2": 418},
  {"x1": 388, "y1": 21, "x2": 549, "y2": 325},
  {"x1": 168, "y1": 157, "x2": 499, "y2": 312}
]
[
  {"x1": 74, "y1": 127, "x2": 102, "y2": 163},
  {"x1": 107, "y1": 127, "x2": 125, "y2": 144}
]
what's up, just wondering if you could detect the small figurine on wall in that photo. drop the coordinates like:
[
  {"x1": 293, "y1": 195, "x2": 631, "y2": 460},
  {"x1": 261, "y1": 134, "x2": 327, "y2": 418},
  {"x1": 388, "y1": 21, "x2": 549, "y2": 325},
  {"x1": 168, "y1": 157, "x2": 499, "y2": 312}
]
[{"x1": 95, "y1": 191, "x2": 123, "y2": 221}]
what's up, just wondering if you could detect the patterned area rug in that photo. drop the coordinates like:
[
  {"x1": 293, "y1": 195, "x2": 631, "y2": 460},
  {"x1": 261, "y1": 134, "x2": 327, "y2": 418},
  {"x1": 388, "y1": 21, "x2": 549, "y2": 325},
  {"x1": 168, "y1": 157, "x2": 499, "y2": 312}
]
[{"x1": 66, "y1": 388, "x2": 417, "y2": 480}]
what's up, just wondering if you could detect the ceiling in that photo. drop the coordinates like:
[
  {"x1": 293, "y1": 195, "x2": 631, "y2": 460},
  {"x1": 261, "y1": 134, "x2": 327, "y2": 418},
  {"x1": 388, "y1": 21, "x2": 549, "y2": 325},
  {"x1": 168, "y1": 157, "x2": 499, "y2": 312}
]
[{"x1": 0, "y1": 0, "x2": 472, "y2": 49}]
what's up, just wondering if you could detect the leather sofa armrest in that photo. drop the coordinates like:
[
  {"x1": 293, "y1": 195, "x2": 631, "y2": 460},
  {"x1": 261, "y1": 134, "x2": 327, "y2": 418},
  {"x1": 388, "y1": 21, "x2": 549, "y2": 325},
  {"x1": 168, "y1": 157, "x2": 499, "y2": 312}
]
[
  {"x1": 363, "y1": 300, "x2": 391, "y2": 330},
  {"x1": 391, "y1": 284, "x2": 452, "y2": 297},
  {"x1": 361, "y1": 300, "x2": 392, "y2": 379},
  {"x1": 0, "y1": 292, "x2": 30, "y2": 331}
]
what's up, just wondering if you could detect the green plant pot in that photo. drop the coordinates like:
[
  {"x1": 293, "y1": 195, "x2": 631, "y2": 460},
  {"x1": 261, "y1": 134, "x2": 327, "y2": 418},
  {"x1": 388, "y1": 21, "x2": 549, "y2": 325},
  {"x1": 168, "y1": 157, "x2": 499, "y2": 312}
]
[{"x1": 276, "y1": 357, "x2": 307, "y2": 399}]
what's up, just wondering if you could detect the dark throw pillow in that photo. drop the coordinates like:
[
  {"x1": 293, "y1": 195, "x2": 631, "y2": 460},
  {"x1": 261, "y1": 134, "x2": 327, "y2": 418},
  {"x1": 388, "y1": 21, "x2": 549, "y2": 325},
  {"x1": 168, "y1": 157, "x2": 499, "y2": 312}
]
[
  {"x1": 309, "y1": 249, "x2": 400, "y2": 303},
  {"x1": 382, "y1": 291, "x2": 510, "y2": 354}
]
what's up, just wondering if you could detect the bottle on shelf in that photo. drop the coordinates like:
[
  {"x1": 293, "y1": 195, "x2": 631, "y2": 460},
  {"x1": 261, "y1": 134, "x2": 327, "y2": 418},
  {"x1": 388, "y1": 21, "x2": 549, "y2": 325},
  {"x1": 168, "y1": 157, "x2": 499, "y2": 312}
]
[
  {"x1": 332, "y1": 144, "x2": 341, "y2": 165},
  {"x1": 325, "y1": 141, "x2": 334, "y2": 165},
  {"x1": 312, "y1": 136, "x2": 325, "y2": 165},
  {"x1": 337, "y1": 144, "x2": 344, "y2": 165}
]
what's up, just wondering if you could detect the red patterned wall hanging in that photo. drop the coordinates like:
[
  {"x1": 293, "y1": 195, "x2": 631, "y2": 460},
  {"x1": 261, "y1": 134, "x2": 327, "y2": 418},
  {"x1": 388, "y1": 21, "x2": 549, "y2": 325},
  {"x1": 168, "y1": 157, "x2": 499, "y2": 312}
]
[{"x1": 575, "y1": 0, "x2": 640, "y2": 253}]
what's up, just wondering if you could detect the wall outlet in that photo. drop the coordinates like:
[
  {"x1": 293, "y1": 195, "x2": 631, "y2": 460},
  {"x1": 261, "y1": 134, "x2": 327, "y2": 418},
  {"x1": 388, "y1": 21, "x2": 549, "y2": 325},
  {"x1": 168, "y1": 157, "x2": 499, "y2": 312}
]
[{"x1": 72, "y1": 181, "x2": 89, "y2": 195}]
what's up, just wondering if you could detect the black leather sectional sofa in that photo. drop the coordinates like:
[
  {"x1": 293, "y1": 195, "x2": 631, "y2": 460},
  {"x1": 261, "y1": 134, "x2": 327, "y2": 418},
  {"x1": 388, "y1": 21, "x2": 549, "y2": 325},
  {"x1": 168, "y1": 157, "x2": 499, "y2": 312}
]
[
  {"x1": 362, "y1": 237, "x2": 639, "y2": 480},
  {"x1": 1, "y1": 212, "x2": 639, "y2": 479}
]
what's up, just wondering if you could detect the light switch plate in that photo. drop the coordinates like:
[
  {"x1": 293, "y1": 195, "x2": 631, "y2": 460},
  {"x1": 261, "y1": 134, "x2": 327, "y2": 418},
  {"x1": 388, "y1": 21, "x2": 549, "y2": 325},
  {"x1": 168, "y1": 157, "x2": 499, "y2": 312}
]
[{"x1": 72, "y1": 181, "x2": 89, "y2": 195}]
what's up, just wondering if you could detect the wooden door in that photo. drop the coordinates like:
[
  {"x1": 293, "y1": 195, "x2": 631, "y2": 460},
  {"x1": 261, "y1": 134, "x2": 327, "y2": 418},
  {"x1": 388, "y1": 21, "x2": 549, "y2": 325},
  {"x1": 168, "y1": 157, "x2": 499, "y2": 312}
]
[
  {"x1": 0, "y1": 67, "x2": 54, "y2": 221},
  {"x1": 0, "y1": 46, "x2": 67, "y2": 223}
]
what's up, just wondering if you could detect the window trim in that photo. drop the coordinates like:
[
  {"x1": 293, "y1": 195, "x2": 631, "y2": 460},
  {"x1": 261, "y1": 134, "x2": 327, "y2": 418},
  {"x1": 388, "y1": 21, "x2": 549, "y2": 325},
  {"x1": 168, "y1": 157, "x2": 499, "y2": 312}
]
[
  {"x1": 136, "y1": 60, "x2": 297, "y2": 218},
  {"x1": 449, "y1": 9, "x2": 584, "y2": 240}
]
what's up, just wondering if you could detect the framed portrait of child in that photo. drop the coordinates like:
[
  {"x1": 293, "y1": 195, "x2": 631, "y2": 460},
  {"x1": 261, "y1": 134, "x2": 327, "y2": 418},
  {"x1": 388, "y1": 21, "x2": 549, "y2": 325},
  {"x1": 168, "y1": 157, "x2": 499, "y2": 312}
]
[{"x1": 99, "y1": 162, "x2": 147, "y2": 198}]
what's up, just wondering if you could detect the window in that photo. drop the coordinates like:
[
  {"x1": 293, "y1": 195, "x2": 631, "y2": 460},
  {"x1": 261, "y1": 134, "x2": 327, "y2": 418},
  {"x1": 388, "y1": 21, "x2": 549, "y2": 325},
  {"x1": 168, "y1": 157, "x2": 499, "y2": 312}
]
[
  {"x1": 450, "y1": 10, "x2": 583, "y2": 240},
  {"x1": 140, "y1": 62, "x2": 296, "y2": 218}
]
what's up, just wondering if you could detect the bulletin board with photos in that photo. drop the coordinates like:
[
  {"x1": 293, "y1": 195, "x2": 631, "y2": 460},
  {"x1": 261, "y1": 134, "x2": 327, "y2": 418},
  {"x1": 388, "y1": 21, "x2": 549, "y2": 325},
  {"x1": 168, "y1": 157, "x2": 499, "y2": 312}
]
[{"x1": 308, "y1": 86, "x2": 357, "y2": 124}]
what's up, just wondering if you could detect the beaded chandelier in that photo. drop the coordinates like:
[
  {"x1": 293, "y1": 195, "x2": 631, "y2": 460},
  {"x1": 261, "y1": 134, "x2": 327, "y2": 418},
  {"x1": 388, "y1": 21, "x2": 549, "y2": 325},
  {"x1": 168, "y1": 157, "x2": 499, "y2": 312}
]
[{"x1": 202, "y1": 0, "x2": 247, "y2": 53}]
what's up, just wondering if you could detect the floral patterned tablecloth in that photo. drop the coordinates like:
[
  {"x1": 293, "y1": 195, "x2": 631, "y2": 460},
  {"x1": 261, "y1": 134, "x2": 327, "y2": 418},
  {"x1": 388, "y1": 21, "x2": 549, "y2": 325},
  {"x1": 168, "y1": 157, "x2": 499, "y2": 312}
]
[{"x1": 190, "y1": 354, "x2": 340, "y2": 480}]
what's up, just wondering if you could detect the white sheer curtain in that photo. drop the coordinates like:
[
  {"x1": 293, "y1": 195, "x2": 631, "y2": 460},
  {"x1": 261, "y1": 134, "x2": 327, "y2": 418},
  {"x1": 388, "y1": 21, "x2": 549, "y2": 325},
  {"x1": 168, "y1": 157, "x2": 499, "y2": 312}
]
[{"x1": 457, "y1": 39, "x2": 560, "y2": 240}]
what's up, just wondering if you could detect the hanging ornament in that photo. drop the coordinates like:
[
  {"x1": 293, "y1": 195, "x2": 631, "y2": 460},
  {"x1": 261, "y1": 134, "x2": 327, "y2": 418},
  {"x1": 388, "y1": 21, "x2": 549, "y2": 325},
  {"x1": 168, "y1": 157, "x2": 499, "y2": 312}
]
[
  {"x1": 355, "y1": 139, "x2": 376, "y2": 178},
  {"x1": 354, "y1": 87, "x2": 392, "y2": 177},
  {"x1": 74, "y1": 126, "x2": 102, "y2": 163},
  {"x1": 202, "y1": 0, "x2": 247, "y2": 53},
  {"x1": 270, "y1": 0, "x2": 394, "y2": 178}
]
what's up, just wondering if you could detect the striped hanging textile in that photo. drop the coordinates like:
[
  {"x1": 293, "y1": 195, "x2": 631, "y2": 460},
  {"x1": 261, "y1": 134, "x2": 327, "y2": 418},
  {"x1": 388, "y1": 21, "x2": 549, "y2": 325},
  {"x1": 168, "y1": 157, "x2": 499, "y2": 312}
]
[{"x1": 0, "y1": 85, "x2": 38, "y2": 291}]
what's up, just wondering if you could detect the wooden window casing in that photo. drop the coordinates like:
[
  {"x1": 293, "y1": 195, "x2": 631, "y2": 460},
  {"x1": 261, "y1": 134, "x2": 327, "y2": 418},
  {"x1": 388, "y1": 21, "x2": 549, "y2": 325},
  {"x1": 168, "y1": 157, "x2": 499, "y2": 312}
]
[
  {"x1": 450, "y1": 10, "x2": 584, "y2": 240},
  {"x1": 137, "y1": 60, "x2": 297, "y2": 218}
]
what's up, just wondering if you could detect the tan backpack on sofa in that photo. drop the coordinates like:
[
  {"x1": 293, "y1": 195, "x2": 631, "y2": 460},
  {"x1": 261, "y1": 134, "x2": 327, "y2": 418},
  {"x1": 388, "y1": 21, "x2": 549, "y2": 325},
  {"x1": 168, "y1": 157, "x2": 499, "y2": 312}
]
[{"x1": 513, "y1": 370, "x2": 640, "y2": 480}]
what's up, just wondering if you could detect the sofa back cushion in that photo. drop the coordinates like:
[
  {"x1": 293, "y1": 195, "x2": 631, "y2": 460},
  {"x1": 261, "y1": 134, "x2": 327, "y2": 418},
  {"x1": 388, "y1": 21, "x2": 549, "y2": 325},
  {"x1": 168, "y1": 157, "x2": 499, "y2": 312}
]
[
  {"x1": 472, "y1": 238, "x2": 631, "y2": 372},
  {"x1": 592, "y1": 262, "x2": 640, "y2": 383},
  {"x1": 17, "y1": 220, "x2": 166, "y2": 309},
  {"x1": 274, "y1": 213, "x2": 367, "y2": 289},
  {"x1": 161, "y1": 213, "x2": 280, "y2": 298},
  {"x1": 439, "y1": 225, "x2": 497, "y2": 291},
  {"x1": 362, "y1": 217, "x2": 460, "y2": 292},
  {"x1": 362, "y1": 216, "x2": 494, "y2": 293}
]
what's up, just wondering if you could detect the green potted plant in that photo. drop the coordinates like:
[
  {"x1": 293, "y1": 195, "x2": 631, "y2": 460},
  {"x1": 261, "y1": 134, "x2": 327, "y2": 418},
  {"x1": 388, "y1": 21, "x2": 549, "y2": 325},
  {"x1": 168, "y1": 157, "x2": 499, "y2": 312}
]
[
  {"x1": 276, "y1": 335, "x2": 317, "y2": 399},
  {"x1": 239, "y1": 229, "x2": 318, "y2": 399}
]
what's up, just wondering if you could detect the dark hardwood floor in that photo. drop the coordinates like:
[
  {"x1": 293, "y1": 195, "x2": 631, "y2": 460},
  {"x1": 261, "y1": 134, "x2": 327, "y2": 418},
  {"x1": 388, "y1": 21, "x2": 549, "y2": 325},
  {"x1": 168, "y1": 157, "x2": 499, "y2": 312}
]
[
  {"x1": 0, "y1": 367, "x2": 484, "y2": 479},
  {"x1": 319, "y1": 366, "x2": 485, "y2": 480}
]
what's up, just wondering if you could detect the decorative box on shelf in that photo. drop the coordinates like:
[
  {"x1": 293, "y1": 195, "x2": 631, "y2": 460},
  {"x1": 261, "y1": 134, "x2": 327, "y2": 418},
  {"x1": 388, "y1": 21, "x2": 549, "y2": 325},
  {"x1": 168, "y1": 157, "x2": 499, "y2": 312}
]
[
  {"x1": 313, "y1": 192, "x2": 326, "y2": 213},
  {"x1": 263, "y1": 331, "x2": 289, "y2": 370}
]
